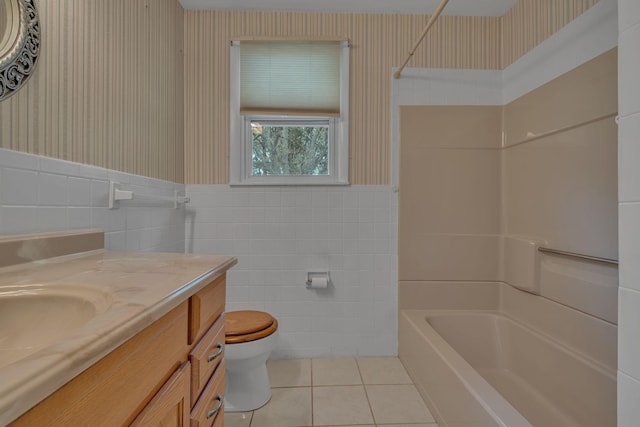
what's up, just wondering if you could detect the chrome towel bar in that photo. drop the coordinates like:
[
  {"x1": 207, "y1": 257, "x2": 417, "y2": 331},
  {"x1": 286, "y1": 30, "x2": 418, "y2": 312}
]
[{"x1": 538, "y1": 247, "x2": 618, "y2": 265}]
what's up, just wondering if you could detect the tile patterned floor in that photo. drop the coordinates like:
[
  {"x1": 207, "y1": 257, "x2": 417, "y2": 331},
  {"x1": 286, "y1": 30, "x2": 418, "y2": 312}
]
[{"x1": 224, "y1": 357, "x2": 439, "y2": 427}]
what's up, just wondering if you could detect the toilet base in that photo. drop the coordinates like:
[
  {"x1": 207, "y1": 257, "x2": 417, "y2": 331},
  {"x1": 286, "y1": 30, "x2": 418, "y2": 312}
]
[
  {"x1": 224, "y1": 361, "x2": 272, "y2": 412},
  {"x1": 224, "y1": 331, "x2": 278, "y2": 412}
]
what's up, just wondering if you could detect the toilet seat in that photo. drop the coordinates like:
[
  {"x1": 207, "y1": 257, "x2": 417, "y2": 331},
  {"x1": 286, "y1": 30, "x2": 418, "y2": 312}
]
[{"x1": 225, "y1": 310, "x2": 278, "y2": 344}]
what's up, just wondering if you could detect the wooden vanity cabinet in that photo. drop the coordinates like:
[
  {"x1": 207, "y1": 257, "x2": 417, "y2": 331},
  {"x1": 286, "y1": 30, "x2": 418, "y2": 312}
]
[{"x1": 10, "y1": 274, "x2": 227, "y2": 427}]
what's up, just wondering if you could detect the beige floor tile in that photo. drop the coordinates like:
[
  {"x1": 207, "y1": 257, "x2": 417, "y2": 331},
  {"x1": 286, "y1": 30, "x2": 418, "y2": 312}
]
[
  {"x1": 267, "y1": 358, "x2": 311, "y2": 387},
  {"x1": 312, "y1": 358, "x2": 362, "y2": 386},
  {"x1": 366, "y1": 384, "x2": 435, "y2": 425},
  {"x1": 380, "y1": 424, "x2": 439, "y2": 427},
  {"x1": 356, "y1": 357, "x2": 413, "y2": 385},
  {"x1": 223, "y1": 411, "x2": 252, "y2": 427},
  {"x1": 250, "y1": 387, "x2": 312, "y2": 427},
  {"x1": 313, "y1": 385, "x2": 374, "y2": 426}
]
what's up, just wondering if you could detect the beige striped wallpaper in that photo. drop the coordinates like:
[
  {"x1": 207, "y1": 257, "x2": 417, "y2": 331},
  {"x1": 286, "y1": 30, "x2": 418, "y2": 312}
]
[
  {"x1": 0, "y1": 1, "x2": 599, "y2": 184},
  {"x1": 0, "y1": 0, "x2": 185, "y2": 183},
  {"x1": 183, "y1": 12, "x2": 502, "y2": 184},
  {"x1": 184, "y1": 1, "x2": 599, "y2": 184}
]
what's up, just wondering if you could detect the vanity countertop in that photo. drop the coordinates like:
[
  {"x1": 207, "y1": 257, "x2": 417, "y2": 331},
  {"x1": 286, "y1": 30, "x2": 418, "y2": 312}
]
[{"x1": 0, "y1": 249, "x2": 236, "y2": 426}]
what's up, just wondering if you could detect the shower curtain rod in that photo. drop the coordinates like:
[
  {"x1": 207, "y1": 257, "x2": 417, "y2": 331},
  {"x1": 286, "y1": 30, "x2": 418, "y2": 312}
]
[{"x1": 394, "y1": 0, "x2": 449, "y2": 79}]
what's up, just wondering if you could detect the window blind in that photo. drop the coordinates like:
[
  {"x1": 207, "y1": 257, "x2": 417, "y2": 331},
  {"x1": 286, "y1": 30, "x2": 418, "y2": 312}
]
[{"x1": 240, "y1": 40, "x2": 342, "y2": 116}]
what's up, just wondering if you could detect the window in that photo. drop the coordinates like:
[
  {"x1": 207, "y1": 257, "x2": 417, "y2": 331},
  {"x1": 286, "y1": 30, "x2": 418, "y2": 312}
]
[{"x1": 230, "y1": 40, "x2": 349, "y2": 185}]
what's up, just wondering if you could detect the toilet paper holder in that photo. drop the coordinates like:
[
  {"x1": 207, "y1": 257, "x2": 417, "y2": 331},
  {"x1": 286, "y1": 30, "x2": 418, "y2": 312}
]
[{"x1": 306, "y1": 271, "x2": 331, "y2": 288}]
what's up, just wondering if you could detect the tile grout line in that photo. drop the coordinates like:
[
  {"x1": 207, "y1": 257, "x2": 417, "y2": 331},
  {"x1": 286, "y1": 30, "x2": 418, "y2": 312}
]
[
  {"x1": 356, "y1": 357, "x2": 378, "y2": 426},
  {"x1": 310, "y1": 358, "x2": 315, "y2": 426}
]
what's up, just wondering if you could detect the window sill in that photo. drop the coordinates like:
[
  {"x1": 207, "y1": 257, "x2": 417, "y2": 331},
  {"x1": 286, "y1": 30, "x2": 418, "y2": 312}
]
[{"x1": 229, "y1": 179, "x2": 350, "y2": 187}]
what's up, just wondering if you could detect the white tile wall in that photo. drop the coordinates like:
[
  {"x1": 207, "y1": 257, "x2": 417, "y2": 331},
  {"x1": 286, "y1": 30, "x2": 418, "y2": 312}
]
[
  {"x1": 619, "y1": 287, "x2": 640, "y2": 380},
  {"x1": 185, "y1": 184, "x2": 398, "y2": 358},
  {"x1": 619, "y1": 202, "x2": 640, "y2": 293},
  {"x1": 618, "y1": 114, "x2": 640, "y2": 202},
  {"x1": 619, "y1": 372, "x2": 640, "y2": 427},
  {"x1": 619, "y1": 0, "x2": 640, "y2": 32},
  {"x1": 618, "y1": 1, "x2": 640, "y2": 424},
  {"x1": 0, "y1": 148, "x2": 186, "y2": 253},
  {"x1": 618, "y1": 24, "x2": 640, "y2": 119}
]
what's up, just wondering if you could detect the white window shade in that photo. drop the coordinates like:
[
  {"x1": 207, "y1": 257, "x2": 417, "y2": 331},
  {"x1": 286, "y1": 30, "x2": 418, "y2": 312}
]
[{"x1": 240, "y1": 41, "x2": 342, "y2": 116}]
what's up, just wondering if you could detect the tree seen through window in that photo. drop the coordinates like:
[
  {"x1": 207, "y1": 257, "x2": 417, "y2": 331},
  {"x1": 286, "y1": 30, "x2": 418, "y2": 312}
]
[{"x1": 251, "y1": 121, "x2": 329, "y2": 176}]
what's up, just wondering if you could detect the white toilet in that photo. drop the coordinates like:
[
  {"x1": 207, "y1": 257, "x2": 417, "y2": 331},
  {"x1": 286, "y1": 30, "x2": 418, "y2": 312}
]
[{"x1": 224, "y1": 310, "x2": 279, "y2": 412}]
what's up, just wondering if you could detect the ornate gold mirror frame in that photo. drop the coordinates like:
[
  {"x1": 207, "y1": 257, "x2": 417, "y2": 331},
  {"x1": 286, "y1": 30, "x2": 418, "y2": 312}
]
[{"x1": 0, "y1": 0, "x2": 40, "y2": 101}]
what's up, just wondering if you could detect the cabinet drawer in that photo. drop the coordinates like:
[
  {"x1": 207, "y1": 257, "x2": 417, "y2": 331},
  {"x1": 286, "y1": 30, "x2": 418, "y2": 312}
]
[
  {"x1": 191, "y1": 360, "x2": 225, "y2": 427},
  {"x1": 189, "y1": 274, "x2": 226, "y2": 345},
  {"x1": 189, "y1": 314, "x2": 225, "y2": 405}
]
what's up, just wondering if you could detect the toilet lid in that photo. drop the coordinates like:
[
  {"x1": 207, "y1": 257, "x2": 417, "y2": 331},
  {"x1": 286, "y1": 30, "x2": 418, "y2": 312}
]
[{"x1": 225, "y1": 311, "x2": 277, "y2": 343}]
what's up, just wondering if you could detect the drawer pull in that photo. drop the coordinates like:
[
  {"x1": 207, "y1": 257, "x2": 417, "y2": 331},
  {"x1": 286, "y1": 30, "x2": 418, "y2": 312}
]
[
  {"x1": 207, "y1": 343, "x2": 224, "y2": 362},
  {"x1": 207, "y1": 394, "x2": 223, "y2": 419}
]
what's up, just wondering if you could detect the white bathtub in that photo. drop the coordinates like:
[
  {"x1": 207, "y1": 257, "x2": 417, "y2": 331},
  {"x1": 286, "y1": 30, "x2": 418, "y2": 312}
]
[{"x1": 399, "y1": 309, "x2": 616, "y2": 427}]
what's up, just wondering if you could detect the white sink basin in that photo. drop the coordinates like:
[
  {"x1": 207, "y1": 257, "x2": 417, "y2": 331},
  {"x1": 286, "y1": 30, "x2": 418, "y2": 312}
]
[{"x1": 0, "y1": 284, "x2": 112, "y2": 369}]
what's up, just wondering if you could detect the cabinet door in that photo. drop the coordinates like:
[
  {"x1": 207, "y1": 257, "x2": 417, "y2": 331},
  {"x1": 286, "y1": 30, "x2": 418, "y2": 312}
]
[{"x1": 131, "y1": 362, "x2": 191, "y2": 427}]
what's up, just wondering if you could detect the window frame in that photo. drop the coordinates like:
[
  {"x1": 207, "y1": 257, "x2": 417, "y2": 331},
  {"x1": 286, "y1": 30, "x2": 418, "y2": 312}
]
[{"x1": 229, "y1": 39, "x2": 350, "y2": 186}]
